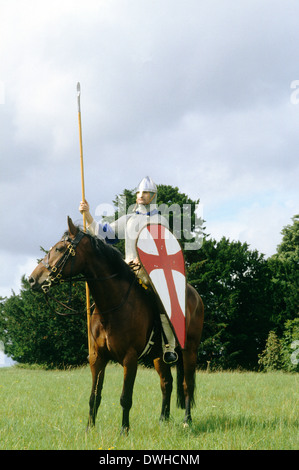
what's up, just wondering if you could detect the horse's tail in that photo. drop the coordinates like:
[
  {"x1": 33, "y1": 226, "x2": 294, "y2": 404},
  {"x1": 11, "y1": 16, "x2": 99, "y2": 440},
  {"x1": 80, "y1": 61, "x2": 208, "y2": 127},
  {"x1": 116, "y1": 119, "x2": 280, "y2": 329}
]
[{"x1": 176, "y1": 348, "x2": 186, "y2": 409}]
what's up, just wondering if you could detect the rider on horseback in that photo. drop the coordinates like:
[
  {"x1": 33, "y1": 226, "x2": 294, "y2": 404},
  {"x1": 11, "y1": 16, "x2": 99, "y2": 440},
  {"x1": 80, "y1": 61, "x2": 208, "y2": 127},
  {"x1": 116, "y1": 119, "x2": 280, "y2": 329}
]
[{"x1": 79, "y1": 176, "x2": 178, "y2": 364}]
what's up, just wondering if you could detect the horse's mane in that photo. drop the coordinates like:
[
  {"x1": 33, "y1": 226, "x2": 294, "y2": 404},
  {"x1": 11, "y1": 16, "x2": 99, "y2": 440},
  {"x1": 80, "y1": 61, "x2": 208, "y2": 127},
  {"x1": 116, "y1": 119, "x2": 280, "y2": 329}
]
[{"x1": 64, "y1": 227, "x2": 135, "y2": 282}]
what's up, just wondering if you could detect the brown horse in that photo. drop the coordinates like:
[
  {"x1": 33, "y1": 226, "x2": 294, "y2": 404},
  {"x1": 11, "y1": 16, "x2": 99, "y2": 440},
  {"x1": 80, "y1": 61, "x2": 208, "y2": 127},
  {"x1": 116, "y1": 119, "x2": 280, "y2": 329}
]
[{"x1": 29, "y1": 217, "x2": 204, "y2": 433}]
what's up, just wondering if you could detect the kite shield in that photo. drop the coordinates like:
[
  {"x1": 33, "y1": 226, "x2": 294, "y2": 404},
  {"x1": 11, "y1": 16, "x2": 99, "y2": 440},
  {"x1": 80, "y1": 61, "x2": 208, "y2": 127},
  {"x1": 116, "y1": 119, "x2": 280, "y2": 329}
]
[{"x1": 136, "y1": 223, "x2": 186, "y2": 349}]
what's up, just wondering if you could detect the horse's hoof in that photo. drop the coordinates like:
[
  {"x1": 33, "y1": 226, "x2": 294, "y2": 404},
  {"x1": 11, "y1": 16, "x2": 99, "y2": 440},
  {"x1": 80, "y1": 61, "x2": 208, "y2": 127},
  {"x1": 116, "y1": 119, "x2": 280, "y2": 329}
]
[
  {"x1": 86, "y1": 420, "x2": 95, "y2": 433},
  {"x1": 183, "y1": 417, "x2": 192, "y2": 428},
  {"x1": 159, "y1": 414, "x2": 170, "y2": 423},
  {"x1": 120, "y1": 426, "x2": 129, "y2": 436}
]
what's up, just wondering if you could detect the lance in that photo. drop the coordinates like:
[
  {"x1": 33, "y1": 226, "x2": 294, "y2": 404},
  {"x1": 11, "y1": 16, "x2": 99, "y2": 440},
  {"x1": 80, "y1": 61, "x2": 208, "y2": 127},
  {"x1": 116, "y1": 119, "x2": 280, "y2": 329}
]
[{"x1": 77, "y1": 82, "x2": 91, "y2": 356}]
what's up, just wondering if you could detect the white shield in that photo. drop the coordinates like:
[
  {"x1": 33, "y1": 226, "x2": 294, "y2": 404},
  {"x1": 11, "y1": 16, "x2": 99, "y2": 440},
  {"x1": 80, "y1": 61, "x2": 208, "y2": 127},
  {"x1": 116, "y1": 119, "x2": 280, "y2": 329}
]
[{"x1": 136, "y1": 223, "x2": 186, "y2": 348}]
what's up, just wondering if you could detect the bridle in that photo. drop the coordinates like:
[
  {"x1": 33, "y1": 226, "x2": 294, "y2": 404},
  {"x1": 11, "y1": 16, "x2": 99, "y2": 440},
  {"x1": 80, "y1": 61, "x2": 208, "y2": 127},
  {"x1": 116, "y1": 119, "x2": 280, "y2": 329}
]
[{"x1": 41, "y1": 231, "x2": 86, "y2": 294}]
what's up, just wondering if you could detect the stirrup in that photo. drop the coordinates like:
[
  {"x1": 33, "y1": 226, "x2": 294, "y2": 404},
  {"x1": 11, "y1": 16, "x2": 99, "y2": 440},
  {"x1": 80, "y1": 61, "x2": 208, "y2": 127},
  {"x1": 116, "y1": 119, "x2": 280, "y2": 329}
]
[{"x1": 163, "y1": 351, "x2": 178, "y2": 364}]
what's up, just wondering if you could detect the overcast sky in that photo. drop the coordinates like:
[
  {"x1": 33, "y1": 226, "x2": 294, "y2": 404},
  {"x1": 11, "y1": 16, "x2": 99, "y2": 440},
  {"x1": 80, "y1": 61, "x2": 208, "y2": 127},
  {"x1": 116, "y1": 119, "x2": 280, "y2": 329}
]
[{"x1": 1, "y1": 0, "x2": 298, "y2": 298}]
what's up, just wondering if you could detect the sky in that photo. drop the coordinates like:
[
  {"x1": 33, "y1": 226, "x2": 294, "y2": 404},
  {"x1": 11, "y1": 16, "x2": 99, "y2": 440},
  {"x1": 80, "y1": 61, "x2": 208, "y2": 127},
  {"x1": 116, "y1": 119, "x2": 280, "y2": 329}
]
[{"x1": 0, "y1": 0, "x2": 299, "y2": 299}]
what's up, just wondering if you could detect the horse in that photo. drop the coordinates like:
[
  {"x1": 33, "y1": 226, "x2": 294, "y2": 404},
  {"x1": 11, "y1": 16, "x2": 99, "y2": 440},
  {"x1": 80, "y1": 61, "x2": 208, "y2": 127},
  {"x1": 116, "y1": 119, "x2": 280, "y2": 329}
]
[{"x1": 29, "y1": 217, "x2": 204, "y2": 433}]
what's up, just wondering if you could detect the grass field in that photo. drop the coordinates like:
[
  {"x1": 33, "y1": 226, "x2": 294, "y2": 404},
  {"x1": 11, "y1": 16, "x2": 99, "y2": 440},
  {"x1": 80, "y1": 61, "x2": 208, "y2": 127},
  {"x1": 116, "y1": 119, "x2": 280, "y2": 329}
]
[{"x1": 0, "y1": 364, "x2": 298, "y2": 450}]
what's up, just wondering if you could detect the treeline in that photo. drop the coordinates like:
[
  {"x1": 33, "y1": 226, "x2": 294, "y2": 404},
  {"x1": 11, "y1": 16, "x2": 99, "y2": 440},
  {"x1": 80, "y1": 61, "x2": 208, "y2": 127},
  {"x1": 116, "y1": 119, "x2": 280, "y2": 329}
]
[{"x1": 0, "y1": 186, "x2": 298, "y2": 371}]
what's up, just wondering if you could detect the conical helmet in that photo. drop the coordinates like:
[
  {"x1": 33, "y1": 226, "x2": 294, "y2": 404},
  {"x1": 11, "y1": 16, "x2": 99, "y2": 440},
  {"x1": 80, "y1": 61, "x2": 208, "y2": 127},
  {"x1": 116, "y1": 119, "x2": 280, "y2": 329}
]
[{"x1": 136, "y1": 176, "x2": 157, "y2": 194}]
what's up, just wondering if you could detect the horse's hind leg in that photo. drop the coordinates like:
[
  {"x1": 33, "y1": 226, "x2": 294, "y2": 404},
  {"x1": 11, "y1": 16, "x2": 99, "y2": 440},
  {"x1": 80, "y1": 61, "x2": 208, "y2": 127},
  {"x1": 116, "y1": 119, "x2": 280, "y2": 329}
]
[
  {"x1": 153, "y1": 357, "x2": 173, "y2": 421},
  {"x1": 182, "y1": 349, "x2": 197, "y2": 425},
  {"x1": 87, "y1": 354, "x2": 108, "y2": 430}
]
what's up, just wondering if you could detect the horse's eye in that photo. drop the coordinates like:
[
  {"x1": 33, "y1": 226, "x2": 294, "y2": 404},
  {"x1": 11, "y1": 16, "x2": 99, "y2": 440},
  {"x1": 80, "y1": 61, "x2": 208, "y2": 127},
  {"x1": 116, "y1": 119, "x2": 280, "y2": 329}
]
[{"x1": 55, "y1": 247, "x2": 62, "y2": 253}]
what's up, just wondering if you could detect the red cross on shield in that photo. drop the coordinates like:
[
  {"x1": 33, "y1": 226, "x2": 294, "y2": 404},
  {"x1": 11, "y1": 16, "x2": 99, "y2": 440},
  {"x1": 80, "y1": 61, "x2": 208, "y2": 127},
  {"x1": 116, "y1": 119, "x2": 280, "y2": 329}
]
[{"x1": 136, "y1": 224, "x2": 186, "y2": 348}]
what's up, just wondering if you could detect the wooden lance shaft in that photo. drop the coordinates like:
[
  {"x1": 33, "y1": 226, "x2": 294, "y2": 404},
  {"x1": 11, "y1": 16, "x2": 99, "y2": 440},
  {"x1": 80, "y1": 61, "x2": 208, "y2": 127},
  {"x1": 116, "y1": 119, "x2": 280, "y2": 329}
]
[{"x1": 77, "y1": 82, "x2": 91, "y2": 356}]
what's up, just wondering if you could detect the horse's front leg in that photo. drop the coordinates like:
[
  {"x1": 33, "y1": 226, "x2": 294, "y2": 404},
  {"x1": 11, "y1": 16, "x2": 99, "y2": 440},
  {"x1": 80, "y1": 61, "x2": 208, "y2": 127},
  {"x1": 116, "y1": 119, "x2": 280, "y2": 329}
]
[
  {"x1": 120, "y1": 350, "x2": 138, "y2": 434},
  {"x1": 87, "y1": 353, "x2": 108, "y2": 430}
]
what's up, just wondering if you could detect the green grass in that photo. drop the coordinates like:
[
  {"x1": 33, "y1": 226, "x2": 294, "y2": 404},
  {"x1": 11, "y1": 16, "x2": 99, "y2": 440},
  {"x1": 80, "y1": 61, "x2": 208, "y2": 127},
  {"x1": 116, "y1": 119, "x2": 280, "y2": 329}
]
[{"x1": 0, "y1": 364, "x2": 298, "y2": 450}]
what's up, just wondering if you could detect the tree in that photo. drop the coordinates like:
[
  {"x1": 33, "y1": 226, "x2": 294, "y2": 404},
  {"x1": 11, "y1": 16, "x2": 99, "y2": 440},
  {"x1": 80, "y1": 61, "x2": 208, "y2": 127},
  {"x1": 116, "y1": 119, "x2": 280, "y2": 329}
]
[
  {"x1": 0, "y1": 276, "x2": 88, "y2": 368},
  {"x1": 187, "y1": 237, "x2": 274, "y2": 370},
  {"x1": 156, "y1": 184, "x2": 203, "y2": 249},
  {"x1": 277, "y1": 214, "x2": 299, "y2": 256},
  {"x1": 268, "y1": 215, "x2": 299, "y2": 333},
  {"x1": 258, "y1": 330, "x2": 282, "y2": 371},
  {"x1": 5, "y1": 187, "x2": 293, "y2": 371},
  {"x1": 281, "y1": 318, "x2": 299, "y2": 372}
]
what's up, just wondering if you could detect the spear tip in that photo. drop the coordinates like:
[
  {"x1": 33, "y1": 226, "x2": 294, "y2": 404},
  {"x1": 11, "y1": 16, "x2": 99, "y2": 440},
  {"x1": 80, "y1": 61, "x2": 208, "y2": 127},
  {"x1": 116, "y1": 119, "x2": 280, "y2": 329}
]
[{"x1": 77, "y1": 82, "x2": 81, "y2": 96}]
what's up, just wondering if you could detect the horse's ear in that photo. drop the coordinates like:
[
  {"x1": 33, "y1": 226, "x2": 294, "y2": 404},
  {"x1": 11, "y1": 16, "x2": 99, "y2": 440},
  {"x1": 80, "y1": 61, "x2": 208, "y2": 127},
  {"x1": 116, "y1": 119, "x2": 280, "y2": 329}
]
[{"x1": 67, "y1": 216, "x2": 78, "y2": 238}]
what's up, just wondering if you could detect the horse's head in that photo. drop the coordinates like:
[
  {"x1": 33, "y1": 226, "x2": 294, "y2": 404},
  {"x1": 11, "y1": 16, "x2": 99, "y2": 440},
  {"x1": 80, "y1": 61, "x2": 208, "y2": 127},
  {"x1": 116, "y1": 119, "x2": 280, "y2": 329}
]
[{"x1": 29, "y1": 217, "x2": 86, "y2": 292}]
